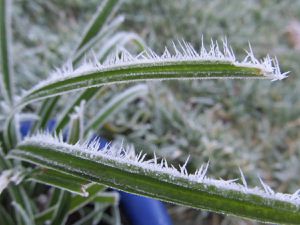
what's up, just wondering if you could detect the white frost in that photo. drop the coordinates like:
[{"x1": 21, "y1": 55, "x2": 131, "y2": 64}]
[
  {"x1": 25, "y1": 39, "x2": 288, "y2": 96},
  {"x1": 21, "y1": 133, "x2": 300, "y2": 208}
]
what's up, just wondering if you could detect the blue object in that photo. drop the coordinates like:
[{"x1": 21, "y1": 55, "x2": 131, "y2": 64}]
[
  {"x1": 120, "y1": 192, "x2": 173, "y2": 225},
  {"x1": 19, "y1": 120, "x2": 173, "y2": 225}
]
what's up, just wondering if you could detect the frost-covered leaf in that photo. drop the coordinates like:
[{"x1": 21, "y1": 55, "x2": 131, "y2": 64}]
[
  {"x1": 9, "y1": 133, "x2": 300, "y2": 224},
  {"x1": 0, "y1": 0, "x2": 14, "y2": 106},
  {"x1": 18, "y1": 40, "x2": 288, "y2": 109}
]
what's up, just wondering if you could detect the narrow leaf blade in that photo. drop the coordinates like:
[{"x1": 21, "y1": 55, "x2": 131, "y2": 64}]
[
  {"x1": 75, "y1": 0, "x2": 121, "y2": 51},
  {"x1": 0, "y1": 0, "x2": 14, "y2": 105},
  {"x1": 85, "y1": 84, "x2": 148, "y2": 133},
  {"x1": 8, "y1": 135, "x2": 300, "y2": 224},
  {"x1": 18, "y1": 41, "x2": 287, "y2": 108},
  {"x1": 29, "y1": 169, "x2": 90, "y2": 197}
]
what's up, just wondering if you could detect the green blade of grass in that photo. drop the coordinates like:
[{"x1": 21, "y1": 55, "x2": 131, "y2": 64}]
[
  {"x1": 0, "y1": 0, "x2": 14, "y2": 105},
  {"x1": 8, "y1": 136, "x2": 300, "y2": 225},
  {"x1": 72, "y1": 15, "x2": 125, "y2": 65},
  {"x1": 75, "y1": 0, "x2": 121, "y2": 51},
  {"x1": 18, "y1": 52, "x2": 280, "y2": 109},
  {"x1": 3, "y1": 113, "x2": 18, "y2": 151},
  {"x1": 94, "y1": 192, "x2": 119, "y2": 205},
  {"x1": 28, "y1": 169, "x2": 90, "y2": 197},
  {"x1": 50, "y1": 191, "x2": 71, "y2": 225},
  {"x1": 35, "y1": 0, "x2": 122, "y2": 134},
  {"x1": 96, "y1": 31, "x2": 145, "y2": 60},
  {"x1": 54, "y1": 87, "x2": 105, "y2": 133},
  {"x1": 11, "y1": 201, "x2": 35, "y2": 225},
  {"x1": 34, "y1": 183, "x2": 106, "y2": 224},
  {"x1": 67, "y1": 101, "x2": 85, "y2": 144},
  {"x1": 30, "y1": 97, "x2": 59, "y2": 135},
  {"x1": 84, "y1": 84, "x2": 148, "y2": 134}
]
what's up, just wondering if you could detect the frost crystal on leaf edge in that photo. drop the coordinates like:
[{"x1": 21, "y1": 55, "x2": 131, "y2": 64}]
[
  {"x1": 21, "y1": 133, "x2": 300, "y2": 208},
  {"x1": 24, "y1": 39, "x2": 289, "y2": 97}
]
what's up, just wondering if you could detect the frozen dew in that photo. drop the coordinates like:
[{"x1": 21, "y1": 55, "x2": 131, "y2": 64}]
[
  {"x1": 20, "y1": 133, "x2": 300, "y2": 208},
  {"x1": 23, "y1": 38, "x2": 288, "y2": 99}
]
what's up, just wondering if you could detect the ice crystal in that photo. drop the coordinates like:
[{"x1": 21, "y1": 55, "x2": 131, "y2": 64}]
[
  {"x1": 26, "y1": 39, "x2": 288, "y2": 96},
  {"x1": 21, "y1": 133, "x2": 300, "y2": 207}
]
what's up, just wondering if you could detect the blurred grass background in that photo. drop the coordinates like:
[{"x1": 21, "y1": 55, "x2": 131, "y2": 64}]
[{"x1": 12, "y1": 0, "x2": 300, "y2": 224}]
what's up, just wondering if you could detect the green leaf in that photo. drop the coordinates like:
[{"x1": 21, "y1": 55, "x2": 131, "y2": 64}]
[
  {"x1": 67, "y1": 101, "x2": 85, "y2": 144},
  {"x1": 30, "y1": 97, "x2": 59, "y2": 134},
  {"x1": 8, "y1": 135, "x2": 300, "y2": 225},
  {"x1": 97, "y1": 31, "x2": 145, "y2": 60},
  {"x1": 33, "y1": 0, "x2": 122, "y2": 134},
  {"x1": 54, "y1": 87, "x2": 107, "y2": 133},
  {"x1": 3, "y1": 112, "x2": 19, "y2": 150},
  {"x1": 85, "y1": 84, "x2": 148, "y2": 133},
  {"x1": 28, "y1": 169, "x2": 90, "y2": 197},
  {"x1": 34, "y1": 183, "x2": 106, "y2": 224},
  {"x1": 72, "y1": 207, "x2": 106, "y2": 225},
  {"x1": 75, "y1": 0, "x2": 121, "y2": 51},
  {"x1": 18, "y1": 44, "x2": 283, "y2": 108},
  {"x1": 72, "y1": 15, "x2": 125, "y2": 65},
  {"x1": 50, "y1": 191, "x2": 71, "y2": 225},
  {"x1": 0, "y1": 0, "x2": 14, "y2": 105},
  {"x1": 8, "y1": 186, "x2": 35, "y2": 223},
  {"x1": 12, "y1": 201, "x2": 35, "y2": 225},
  {"x1": 0, "y1": 205, "x2": 15, "y2": 225},
  {"x1": 94, "y1": 192, "x2": 119, "y2": 205}
]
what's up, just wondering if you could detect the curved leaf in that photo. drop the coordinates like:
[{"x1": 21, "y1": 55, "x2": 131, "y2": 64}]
[
  {"x1": 18, "y1": 40, "x2": 287, "y2": 109},
  {"x1": 8, "y1": 134, "x2": 300, "y2": 225}
]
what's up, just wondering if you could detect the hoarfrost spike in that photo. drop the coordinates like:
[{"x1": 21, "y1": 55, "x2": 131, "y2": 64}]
[
  {"x1": 239, "y1": 167, "x2": 248, "y2": 189},
  {"x1": 24, "y1": 38, "x2": 288, "y2": 97},
  {"x1": 18, "y1": 133, "x2": 300, "y2": 207}
]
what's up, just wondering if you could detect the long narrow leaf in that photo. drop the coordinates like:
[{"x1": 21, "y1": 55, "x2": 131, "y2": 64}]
[
  {"x1": 85, "y1": 84, "x2": 148, "y2": 133},
  {"x1": 0, "y1": 0, "x2": 14, "y2": 105},
  {"x1": 75, "y1": 0, "x2": 121, "y2": 51},
  {"x1": 18, "y1": 41, "x2": 288, "y2": 109},
  {"x1": 72, "y1": 15, "x2": 125, "y2": 65},
  {"x1": 50, "y1": 191, "x2": 71, "y2": 225},
  {"x1": 34, "y1": 0, "x2": 122, "y2": 134},
  {"x1": 29, "y1": 169, "x2": 90, "y2": 197},
  {"x1": 67, "y1": 101, "x2": 85, "y2": 144},
  {"x1": 8, "y1": 134, "x2": 300, "y2": 224},
  {"x1": 34, "y1": 183, "x2": 106, "y2": 224},
  {"x1": 72, "y1": 207, "x2": 106, "y2": 225},
  {"x1": 54, "y1": 87, "x2": 107, "y2": 132},
  {"x1": 30, "y1": 97, "x2": 59, "y2": 134},
  {"x1": 11, "y1": 201, "x2": 35, "y2": 225},
  {"x1": 96, "y1": 31, "x2": 145, "y2": 60}
]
